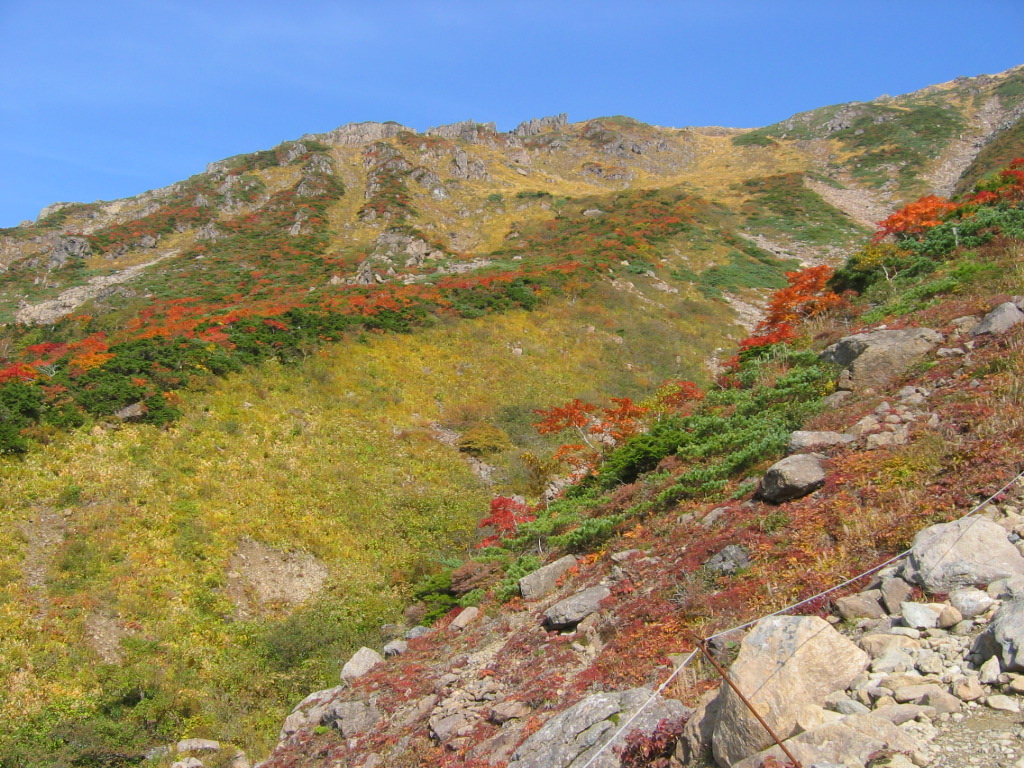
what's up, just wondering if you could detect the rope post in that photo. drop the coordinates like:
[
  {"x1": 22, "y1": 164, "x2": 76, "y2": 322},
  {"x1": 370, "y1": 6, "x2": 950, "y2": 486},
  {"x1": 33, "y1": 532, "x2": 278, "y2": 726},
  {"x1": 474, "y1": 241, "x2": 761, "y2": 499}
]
[{"x1": 693, "y1": 636, "x2": 802, "y2": 768}]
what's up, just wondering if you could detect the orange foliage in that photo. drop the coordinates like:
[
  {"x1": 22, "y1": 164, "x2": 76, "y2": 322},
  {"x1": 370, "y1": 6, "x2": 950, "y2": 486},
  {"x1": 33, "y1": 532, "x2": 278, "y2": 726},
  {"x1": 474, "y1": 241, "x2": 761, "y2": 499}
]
[
  {"x1": 872, "y1": 195, "x2": 957, "y2": 242},
  {"x1": 739, "y1": 266, "x2": 842, "y2": 351}
]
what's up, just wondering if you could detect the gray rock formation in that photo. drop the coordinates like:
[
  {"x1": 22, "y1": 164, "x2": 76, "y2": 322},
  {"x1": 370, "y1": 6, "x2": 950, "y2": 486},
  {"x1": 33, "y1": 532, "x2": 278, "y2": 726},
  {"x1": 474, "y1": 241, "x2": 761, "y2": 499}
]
[
  {"x1": 756, "y1": 454, "x2": 826, "y2": 503},
  {"x1": 711, "y1": 615, "x2": 870, "y2": 767},
  {"x1": 519, "y1": 555, "x2": 577, "y2": 601},
  {"x1": 426, "y1": 120, "x2": 498, "y2": 142},
  {"x1": 543, "y1": 585, "x2": 611, "y2": 629},
  {"x1": 45, "y1": 236, "x2": 91, "y2": 269},
  {"x1": 985, "y1": 596, "x2": 1024, "y2": 671},
  {"x1": 317, "y1": 121, "x2": 410, "y2": 147},
  {"x1": 902, "y1": 517, "x2": 1024, "y2": 593},
  {"x1": 506, "y1": 687, "x2": 689, "y2": 768},
  {"x1": 512, "y1": 114, "x2": 569, "y2": 137},
  {"x1": 820, "y1": 328, "x2": 942, "y2": 391}
]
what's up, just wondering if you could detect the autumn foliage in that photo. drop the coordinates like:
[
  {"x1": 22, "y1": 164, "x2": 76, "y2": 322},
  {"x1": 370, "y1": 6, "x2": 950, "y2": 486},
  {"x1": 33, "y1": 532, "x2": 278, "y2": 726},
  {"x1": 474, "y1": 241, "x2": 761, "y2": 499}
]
[
  {"x1": 871, "y1": 195, "x2": 958, "y2": 242},
  {"x1": 477, "y1": 496, "x2": 536, "y2": 548},
  {"x1": 738, "y1": 265, "x2": 842, "y2": 352}
]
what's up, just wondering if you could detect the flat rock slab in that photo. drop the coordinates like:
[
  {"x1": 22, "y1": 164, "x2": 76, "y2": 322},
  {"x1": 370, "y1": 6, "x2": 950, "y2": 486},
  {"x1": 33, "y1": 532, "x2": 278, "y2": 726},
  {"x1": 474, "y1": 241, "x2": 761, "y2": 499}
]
[
  {"x1": 544, "y1": 585, "x2": 611, "y2": 629},
  {"x1": 902, "y1": 517, "x2": 1024, "y2": 593}
]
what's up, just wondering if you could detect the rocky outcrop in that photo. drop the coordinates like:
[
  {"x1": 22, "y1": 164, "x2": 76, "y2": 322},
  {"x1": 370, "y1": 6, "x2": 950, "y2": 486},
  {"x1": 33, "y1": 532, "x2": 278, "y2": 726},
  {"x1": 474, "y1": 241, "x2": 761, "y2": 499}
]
[
  {"x1": 507, "y1": 687, "x2": 689, "y2": 768},
  {"x1": 318, "y1": 121, "x2": 410, "y2": 147},
  {"x1": 756, "y1": 453, "x2": 826, "y2": 503},
  {"x1": 45, "y1": 235, "x2": 91, "y2": 269},
  {"x1": 512, "y1": 114, "x2": 568, "y2": 137},
  {"x1": 710, "y1": 615, "x2": 870, "y2": 766},
  {"x1": 902, "y1": 517, "x2": 1024, "y2": 593},
  {"x1": 821, "y1": 327, "x2": 943, "y2": 391}
]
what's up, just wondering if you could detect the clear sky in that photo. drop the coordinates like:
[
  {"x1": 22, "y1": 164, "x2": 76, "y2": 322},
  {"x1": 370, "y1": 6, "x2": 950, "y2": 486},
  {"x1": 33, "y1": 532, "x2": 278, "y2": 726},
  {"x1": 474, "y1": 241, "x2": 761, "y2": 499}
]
[{"x1": 1, "y1": 0, "x2": 1022, "y2": 228}]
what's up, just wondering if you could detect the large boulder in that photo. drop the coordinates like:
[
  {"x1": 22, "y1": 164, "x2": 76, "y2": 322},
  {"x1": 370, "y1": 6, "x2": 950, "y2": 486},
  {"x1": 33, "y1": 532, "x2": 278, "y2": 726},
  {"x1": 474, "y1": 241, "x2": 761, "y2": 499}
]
[
  {"x1": 984, "y1": 596, "x2": 1024, "y2": 672},
  {"x1": 506, "y1": 687, "x2": 689, "y2": 768},
  {"x1": 732, "y1": 713, "x2": 920, "y2": 768},
  {"x1": 820, "y1": 328, "x2": 942, "y2": 391},
  {"x1": 711, "y1": 616, "x2": 870, "y2": 767},
  {"x1": 543, "y1": 585, "x2": 611, "y2": 629},
  {"x1": 902, "y1": 517, "x2": 1024, "y2": 593},
  {"x1": 340, "y1": 647, "x2": 384, "y2": 683},
  {"x1": 971, "y1": 302, "x2": 1024, "y2": 336},
  {"x1": 519, "y1": 555, "x2": 577, "y2": 601},
  {"x1": 756, "y1": 454, "x2": 826, "y2": 503}
]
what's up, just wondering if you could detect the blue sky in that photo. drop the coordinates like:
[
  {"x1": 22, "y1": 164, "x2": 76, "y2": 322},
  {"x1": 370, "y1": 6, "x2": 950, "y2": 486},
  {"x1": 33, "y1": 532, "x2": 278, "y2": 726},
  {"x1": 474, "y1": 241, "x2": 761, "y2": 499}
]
[{"x1": 1, "y1": 0, "x2": 1022, "y2": 227}]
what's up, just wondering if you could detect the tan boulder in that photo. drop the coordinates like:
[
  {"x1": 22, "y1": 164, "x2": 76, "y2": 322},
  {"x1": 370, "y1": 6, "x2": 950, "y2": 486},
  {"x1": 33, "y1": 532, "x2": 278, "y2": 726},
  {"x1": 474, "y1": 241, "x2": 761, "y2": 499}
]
[{"x1": 711, "y1": 616, "x2": 870, "y2": 766}]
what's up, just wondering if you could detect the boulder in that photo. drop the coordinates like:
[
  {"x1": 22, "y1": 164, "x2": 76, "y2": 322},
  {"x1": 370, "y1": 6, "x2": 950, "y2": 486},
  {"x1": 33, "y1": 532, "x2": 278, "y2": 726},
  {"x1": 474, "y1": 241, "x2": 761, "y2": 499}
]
[
  {"x1": 732, "y1": 713, "x2": 919, "y2": 768},
  {"x1": 340, "y1": 647, "x2": 384, "y2": 683},
  {"x1": 518, "y1": 555, "x2": 577, "y2": 601},
  {"x1": 970, "y1": 302, "x2": 1024, "y2": 336},
  {"x1": 383, "y1": 640, "x2": 408, "y2": 657},
  {"x1": 902, "y1": 517, "x2": 1024, "y2": 593},
  {"x1": 835, "y1": 592, "x2": 886, "y2": 620},
  {"x1": 756, "y1": 454, "x2": 826, "y2": 503},
  {"x1": 950, "y1": 587, "x2": 997, "y2": 618},
  {"x1": 711, "y1": 616, "x2": 870, "y2": 766},
  {"x1": 880, "y1": 576, "x2": 915, "y2": 614},
  {"x1": 543, "y1": 586, "x2": 611, "y2": 629},
  {"x1": 820, "y1": 328, "x2": 942, "y2": 391},
  {"x1": 985, "y1": 596, "x2": 1024, "y2": 671},
  {"x1": 449, "y1": 606, "x2": 479, "y2": 631},
  {"x1": 506, "y1": 687, "x2": 689, "y2": 768},
  {"x1": 704, "y1": 544, "x2": 751, "y2": 576},
  {"x1": 786, "y1": 430, "x2": 855, "y2": 454},
  {"x1": 320, "y1": 698, "x2": 382, "y2": 737}
]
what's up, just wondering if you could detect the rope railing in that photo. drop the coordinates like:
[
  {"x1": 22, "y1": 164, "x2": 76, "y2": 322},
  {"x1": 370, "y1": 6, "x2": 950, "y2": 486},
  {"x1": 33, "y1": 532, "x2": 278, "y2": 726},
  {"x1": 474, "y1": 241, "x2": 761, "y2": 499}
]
[{"x1": 574, "y1": 467, "x2": 1024, "y2": 768}]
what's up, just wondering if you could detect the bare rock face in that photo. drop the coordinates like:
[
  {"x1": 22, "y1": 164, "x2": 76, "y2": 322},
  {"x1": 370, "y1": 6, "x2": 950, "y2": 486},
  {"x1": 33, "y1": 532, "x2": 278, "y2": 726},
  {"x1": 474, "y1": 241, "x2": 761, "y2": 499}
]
[
  {"x1": 318, "y1": 121, "x2": 410, "y2": 147},
  {"x1": 901, "y1": 517, "x2": 1024, "y2": 593},
  {"x1": 45, "y1": 235, "x2": 91, "y2": 269},
  {"x1": 711, "y1": 616, "x2": 870, "y2": 767},
  {"x1": 512, "y1": 114, "x2": 568, "y2": 137},
  {"x1": 820, "y1": 328, "x2": 942, "y2": 391},
  {"x1": 756, "y1": 454, "x2": 827, "y2": 503},
  {"x1": 506, "y1": 687, "x2": 689, "y2": 768}
]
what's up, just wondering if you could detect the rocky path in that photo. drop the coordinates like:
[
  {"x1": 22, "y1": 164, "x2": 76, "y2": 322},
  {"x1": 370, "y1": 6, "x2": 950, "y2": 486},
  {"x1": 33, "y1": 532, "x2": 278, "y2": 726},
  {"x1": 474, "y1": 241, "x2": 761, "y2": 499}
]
[{"x1": 15, "y1": 250, "x2": 178, "y2": 325}]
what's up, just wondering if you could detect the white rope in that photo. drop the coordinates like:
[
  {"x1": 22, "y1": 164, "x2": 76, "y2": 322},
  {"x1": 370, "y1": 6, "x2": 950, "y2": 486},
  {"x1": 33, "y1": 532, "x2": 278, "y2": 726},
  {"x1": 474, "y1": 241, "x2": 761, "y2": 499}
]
[{"x1": 569, "y1": 467, "x2": 1024, "y2": 768}]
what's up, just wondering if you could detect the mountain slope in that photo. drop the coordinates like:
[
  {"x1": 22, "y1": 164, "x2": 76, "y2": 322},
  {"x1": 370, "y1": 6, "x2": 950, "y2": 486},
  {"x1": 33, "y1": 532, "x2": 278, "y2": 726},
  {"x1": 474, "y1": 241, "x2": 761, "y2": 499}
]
[{"x1": 0, "y1": 66, "x2": 1022, "y2": 767}]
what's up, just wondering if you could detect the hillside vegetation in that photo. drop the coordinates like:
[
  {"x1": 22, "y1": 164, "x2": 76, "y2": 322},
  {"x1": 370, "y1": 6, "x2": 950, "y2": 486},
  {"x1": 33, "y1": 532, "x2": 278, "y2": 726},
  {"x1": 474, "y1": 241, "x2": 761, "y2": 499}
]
[{"x1": 0, "y1": 66, "x2": 1022, "y2": 766}]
